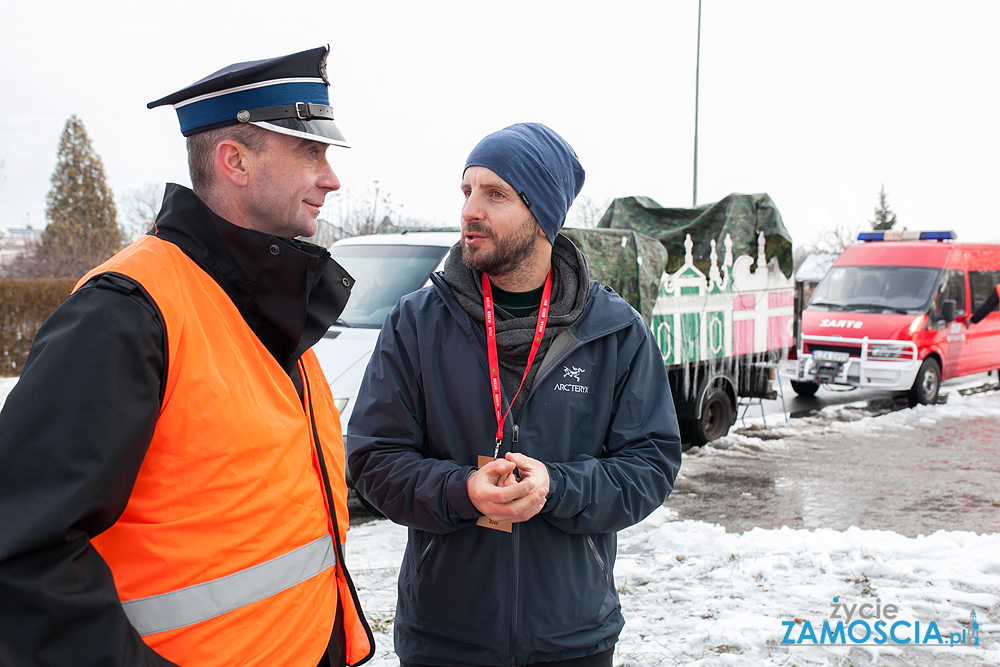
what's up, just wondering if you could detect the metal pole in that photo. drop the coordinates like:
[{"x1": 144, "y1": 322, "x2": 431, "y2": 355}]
[{"x1": 693, "y1": 0, "x2": 702, "y2": 207}]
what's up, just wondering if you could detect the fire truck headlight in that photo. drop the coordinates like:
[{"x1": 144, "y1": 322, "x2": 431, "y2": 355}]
[{"x1": 868, "y1": 344, "x2": 910, "y2": 359}]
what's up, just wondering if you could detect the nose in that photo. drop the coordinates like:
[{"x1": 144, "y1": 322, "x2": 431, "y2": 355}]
[
  {"x1": 318, "y1": 154, "x2": 340, "y2": 193},
  {"x1": 462, "y1": 190, "x2": 484, "y2": 223}
]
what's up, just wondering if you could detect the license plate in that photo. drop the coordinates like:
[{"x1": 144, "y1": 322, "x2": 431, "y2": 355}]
[{"x1": 813, "y1": 349, "x2": 850, "y2": 363}]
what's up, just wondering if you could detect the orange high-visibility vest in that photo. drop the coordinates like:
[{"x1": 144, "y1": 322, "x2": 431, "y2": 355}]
[{"x1": 78, "y1": 235, "x2": 373, "y2": 666}]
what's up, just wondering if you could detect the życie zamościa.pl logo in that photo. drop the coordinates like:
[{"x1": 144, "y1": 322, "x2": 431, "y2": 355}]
[{"x1": 782, "y1": 598, "x2": 981, "y2": 648}]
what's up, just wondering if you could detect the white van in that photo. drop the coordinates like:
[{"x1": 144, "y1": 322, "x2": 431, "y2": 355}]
[{"x1": 311, "y1": 232, "x2": 457, "y2": 427}]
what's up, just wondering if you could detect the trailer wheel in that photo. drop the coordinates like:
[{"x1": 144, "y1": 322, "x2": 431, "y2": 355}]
[
  {"x1": 690, "y1": 386, "x2": 735, "y2": 446},
  {"x1": 907, "y1": 357, "x2": 941, "y2": 407},
  {"x1": 791, "y1": 380, "x2": 820, "y2": 397}
]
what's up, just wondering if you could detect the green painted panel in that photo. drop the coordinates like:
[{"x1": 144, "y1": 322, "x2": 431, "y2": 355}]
[
  {"x1": 652, "y1": 314, "x2": 673, "y2": 365},
  {"x1": 707, "y1": 311, "x2": 726, "y2": 359},
  {"x1": 681, "y1": 313, "x2": 700, "y2": 363}
]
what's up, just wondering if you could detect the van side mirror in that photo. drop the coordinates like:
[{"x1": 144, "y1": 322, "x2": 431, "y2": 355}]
[{"x1": 941, "y1": 299, "x2": 956, "y2": 323}]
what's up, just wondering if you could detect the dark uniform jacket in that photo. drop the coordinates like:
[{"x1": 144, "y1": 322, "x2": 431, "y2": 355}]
[{"x1": 0, "y1": 184, "x2": 365, "y2": 667}]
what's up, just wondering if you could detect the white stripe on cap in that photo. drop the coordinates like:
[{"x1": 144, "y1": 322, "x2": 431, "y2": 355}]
[{"x1": 173, "y1": 77, "x2": 326, "y2": 109}]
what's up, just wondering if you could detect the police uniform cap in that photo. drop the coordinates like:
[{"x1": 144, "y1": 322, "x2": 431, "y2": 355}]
[{"x1": 148, "y1": 45, "x2": 348, "y2": 147}]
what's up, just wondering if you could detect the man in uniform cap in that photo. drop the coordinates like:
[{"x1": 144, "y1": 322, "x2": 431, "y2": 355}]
[
  {"x1": 0, "y1": 46, "x2": 374, "y2": 667},
  {"x1": 347, "y1": 123, "x2": 682, "y2": 667}
]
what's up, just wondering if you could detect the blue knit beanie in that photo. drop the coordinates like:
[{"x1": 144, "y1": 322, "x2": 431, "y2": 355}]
[{"x1": 464, "y1": 123, "x2": 585, "y2": 245}]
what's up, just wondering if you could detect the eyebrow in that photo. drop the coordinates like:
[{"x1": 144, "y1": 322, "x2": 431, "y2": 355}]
[
  {"x1": 295, "y1": 138, "x2": 323, "y2": 151},
  {"x1": 462, "y1": 179, "x2": 517, "y2": 194}
]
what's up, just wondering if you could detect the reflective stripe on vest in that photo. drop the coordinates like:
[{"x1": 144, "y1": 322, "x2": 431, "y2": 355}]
[{"x1": 124, "y1": 533, "x2": 337, "y2": 636}]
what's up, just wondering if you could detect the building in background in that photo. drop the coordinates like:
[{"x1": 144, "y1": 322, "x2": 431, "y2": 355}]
[{"x1": 0, "y1": 227, "x2": 42, "y2": 267}]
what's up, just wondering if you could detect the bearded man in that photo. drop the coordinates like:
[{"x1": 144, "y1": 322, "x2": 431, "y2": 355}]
[{"x1": 347, "y1": 122, "x2": 681, "y2": 667}]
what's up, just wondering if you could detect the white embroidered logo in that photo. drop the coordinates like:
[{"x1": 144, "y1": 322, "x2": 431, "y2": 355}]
[{"x1": 555, "y1": 366, "x2": 589, "y2": 394}]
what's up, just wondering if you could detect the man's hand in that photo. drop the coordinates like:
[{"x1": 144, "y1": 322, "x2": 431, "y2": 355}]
[{"x1": 468, "y1": 454, "x2": 549, "y2": 524}]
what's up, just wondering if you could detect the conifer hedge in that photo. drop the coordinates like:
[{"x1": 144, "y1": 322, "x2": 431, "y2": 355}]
[{"x1": 0, "y1": 279, "x2": 76, "y2": 376}]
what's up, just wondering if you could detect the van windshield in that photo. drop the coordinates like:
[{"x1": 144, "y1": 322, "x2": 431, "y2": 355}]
[
  {"x1": 330, "y1": 244, "x2": 450, "y2": 327},
  {"x1": 808, "y1": 265, "x2": 942, "y2": 314}
]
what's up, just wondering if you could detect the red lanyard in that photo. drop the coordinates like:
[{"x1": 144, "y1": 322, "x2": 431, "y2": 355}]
[{"x1": 481, "y1": 270, "x2": 553, "y2": 459}]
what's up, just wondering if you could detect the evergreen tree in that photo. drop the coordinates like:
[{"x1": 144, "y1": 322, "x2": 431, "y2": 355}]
[
  {"x1": 870, "y1": 184, "x2": 898, "y2": 231},
  {"x1": 37, "y1": 115, "x2": 121, "y2": 278}
]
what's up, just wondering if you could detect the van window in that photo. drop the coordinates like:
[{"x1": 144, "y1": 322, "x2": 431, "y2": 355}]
[
  {"x1": 330, "y1": 244, "x2": 450, "y2": 327},
  {"x1": 808, "y1": 265, "x2": 940, "y2": 314},
  {"x1": 931, "y1": 269, "x2": 967, "y2": 320},
  {"x1": 969, "y1": 270, "x2": 1000, "y2": 314}
]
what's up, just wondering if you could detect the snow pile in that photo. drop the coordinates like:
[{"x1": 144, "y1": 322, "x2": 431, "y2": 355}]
[{"x1": 613, "y1": 508, "x2": 999, "y2": 666}]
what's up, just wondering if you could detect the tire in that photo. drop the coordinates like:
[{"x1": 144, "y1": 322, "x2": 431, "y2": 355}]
[
  {"x1": 690, "y1": 386, "x2": 735, "y2": 446},
  {"x1": 907, "y1": 357, "x2": 941, "y2": 407},
  {"x1": 791, "y1": 380, "x2": 821, "y2": 397}
]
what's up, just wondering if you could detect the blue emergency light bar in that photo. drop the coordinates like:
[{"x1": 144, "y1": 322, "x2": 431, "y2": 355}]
[{"x1": 857, "y1": 230, "x2": 957, "y2": 242}]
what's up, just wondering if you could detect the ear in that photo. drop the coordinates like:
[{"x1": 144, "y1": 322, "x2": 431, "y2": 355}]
[{"x1": 215, "y1": 140, "x2": 251, "y2": 188}]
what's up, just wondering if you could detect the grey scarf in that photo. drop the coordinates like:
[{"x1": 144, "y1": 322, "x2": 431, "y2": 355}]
[{"x1": 443, "y1": 234, "x2": 590, "y2": 419}]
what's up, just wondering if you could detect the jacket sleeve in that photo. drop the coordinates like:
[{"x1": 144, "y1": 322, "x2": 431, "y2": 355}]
[
  {"x1": 540, "y1": 322, "x2": 682, "y2": 535},
  {"x1": 0, "y1": 275, "x2": 178, "y2": 667},
  {"x1": 346, "y1": 306, "x2": 481, "y2": 534}
]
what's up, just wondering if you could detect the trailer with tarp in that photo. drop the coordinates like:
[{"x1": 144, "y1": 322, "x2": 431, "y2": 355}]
[{"x1": 562, "y1": 193, "x2": 795, "y2": 445}]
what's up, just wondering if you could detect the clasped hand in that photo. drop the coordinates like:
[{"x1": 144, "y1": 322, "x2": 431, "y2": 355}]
[{"x1": 467, "y1": 452, "x2": 549, "y2": 524}]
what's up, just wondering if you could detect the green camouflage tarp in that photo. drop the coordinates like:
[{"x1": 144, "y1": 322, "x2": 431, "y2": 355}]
[
  {"x1": 561, "y1": 227, "x2": 667, "y2": 324},
  {"x1": 596, "y1": 193, "x2": 794, "y2": 279}
]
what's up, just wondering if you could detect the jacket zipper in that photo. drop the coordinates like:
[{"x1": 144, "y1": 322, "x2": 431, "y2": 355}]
[
  {"x1": 586, "y1": 535, "x2": 609, "y2": 580},
  {"x1": 502, "y1": 396, "x2": 519, "y2": 665},
  {"x1": 416, "y1": 536, "x2": 437, "y2": 572},
  {"x1": 510, "y1": 523, "x2": 519, "y2": 667}
]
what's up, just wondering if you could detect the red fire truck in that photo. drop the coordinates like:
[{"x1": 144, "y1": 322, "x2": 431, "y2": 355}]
[{"x1": 787, "y1": 230, "x2": 1000, "y2": 405}]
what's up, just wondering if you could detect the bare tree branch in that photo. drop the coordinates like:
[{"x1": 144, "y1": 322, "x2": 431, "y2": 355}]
[
  {"x1": 310, "y1": 181, "x2": 398, "y2": 245},
  {"x1": 120, "y1": 183, "x2": 165, "y2": 244},
  {"x1": 566, "y1": 196, "x2": 610, "y2": 229}
]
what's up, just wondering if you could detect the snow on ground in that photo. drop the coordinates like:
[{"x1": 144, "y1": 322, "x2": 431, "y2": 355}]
[
  {"x1": 345, "y1": 387, "x2": 1000, "y2": 667},
  {"x1": 346, "y1": 504, "x2": 1000, "y2": 667},
  {"x1": 3, "y1": 375, "x2": 999, "y2": 665}
]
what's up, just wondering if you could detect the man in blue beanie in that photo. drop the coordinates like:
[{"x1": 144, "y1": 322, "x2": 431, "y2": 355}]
[{"x1": 347, "y1": 123, "x2": 682, "y2": 667}]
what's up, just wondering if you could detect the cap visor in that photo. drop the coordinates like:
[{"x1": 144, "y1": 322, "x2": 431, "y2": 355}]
[{"x1": 252, "y1": 119, "x2": 349, "y2": 148}]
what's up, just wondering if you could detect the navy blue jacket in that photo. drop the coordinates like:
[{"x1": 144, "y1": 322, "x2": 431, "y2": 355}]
[{"x1": 347, "y1": 270, "x2": 682, "y2": 666}]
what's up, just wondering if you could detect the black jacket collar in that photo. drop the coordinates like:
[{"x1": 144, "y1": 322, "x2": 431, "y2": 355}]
[{"x1": 150, "y1": 183, "x2": 352, "y2": 375}]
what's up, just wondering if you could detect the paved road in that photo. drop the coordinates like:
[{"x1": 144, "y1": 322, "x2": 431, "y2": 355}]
[{"x1": 667, "y1": 375, "x2": 1000, "y2": 537}]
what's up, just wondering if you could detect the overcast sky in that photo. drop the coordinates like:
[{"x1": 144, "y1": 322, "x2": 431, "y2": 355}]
[{"x1": 2, "y1": 1, "x2": 999, "y2": 251}]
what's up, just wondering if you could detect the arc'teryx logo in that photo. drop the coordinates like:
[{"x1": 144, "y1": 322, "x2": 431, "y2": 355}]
[{"x1": 555, "y1": 366, "x2": 589, "y2": 393}]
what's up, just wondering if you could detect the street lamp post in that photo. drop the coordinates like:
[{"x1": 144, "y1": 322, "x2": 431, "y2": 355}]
[{"x1": 693, "y1": 0, "x2": 703, "y2": 207}]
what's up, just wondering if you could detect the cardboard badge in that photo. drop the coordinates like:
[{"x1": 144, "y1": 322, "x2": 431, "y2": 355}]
[{"x1": 476, "y1": 455, "x2": 512, "y2": 532}]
